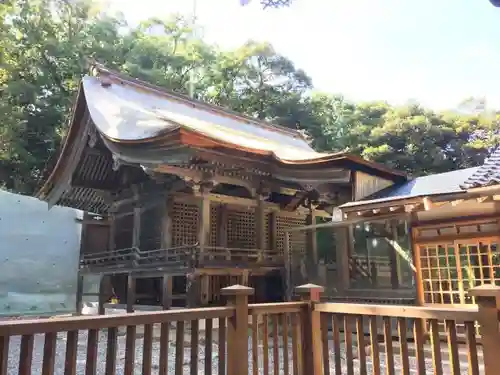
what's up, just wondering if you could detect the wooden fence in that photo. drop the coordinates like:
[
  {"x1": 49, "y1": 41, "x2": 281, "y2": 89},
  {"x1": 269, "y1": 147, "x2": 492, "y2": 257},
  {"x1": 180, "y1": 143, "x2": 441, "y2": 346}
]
[{"x1": 0, "y1": 284, "x2": 499, "y2": 375}]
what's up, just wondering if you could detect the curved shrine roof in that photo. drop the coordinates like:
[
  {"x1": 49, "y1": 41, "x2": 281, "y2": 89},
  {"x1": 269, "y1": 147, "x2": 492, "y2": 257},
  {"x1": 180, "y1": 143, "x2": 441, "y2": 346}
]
[{"x1": 36, "y1": 64, "x2": 407, "y2": 213}]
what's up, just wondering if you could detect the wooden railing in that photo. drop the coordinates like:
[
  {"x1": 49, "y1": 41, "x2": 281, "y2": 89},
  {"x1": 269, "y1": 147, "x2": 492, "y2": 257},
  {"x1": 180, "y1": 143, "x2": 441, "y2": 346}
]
[
  {"x1": 201, "y1": 246, "x2": 282, "y2": 267},
  {"x1": 80, "y1": 245, "x2": 200, "y2": 273},
  {"x1": 1, "y1": 284, "x2": 499, "y2": 375},
  {"x1": 80, "y1": 245, "x2": 282, "y2": 272}
]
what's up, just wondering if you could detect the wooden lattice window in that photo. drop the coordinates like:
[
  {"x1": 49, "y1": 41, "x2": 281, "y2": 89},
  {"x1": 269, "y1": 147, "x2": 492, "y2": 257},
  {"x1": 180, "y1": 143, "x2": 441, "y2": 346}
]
[
  {"x1": 227, "y1": 207, "x2": 256, "y2": 249},
  {"x1": 276, "y1": 215, "x2": 307, "y2": 255},
  {"x1": 418, "y1": 239, "x2": 500, "y2": 306},
  {"x1": 263, "y1": 210, "x2": 271, "y2": 250},
  {"x1": 210, "y1": 204, "x2": 219, "y2": 247},
  {"x1": 172, "y1": 202, "x2": 199, "y2": 247}
]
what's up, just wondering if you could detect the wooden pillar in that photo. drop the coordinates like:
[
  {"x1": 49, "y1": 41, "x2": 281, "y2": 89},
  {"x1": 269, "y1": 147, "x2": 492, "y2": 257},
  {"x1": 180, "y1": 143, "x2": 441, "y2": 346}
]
[
  {"x1": 132, "y1": 187, "x2": 141, "y2": 249},
  {"x1": 126, "y1": 274, "x2": 136, "y2": 313},
  {"x1": 108, "y1": 211, "x2": 116, "y2": 252},
  {"x1": 386, "y1": 221, "x2": 399, "y2": 289},
  {"x1": 255, "y1": 195, "x2": 266, "y2": 261},
  {"x1": 411, "y1": 226, "x2": 425, "y2": 306},
  {"x1": 221, "y1": 285, "x2": 254, "y2": 375},
  {"x1": 306, "y1": 202, "x2": 318, "y2": 283},
  {"x1": 295, "y1": 283, "x2": 324, "y2": 375},
  {"x1": 335, "y1": 226, "x2": 350, "y2": 293},
  {"x1": 241, "y1": 269, "x2": 249, "y2": 286},
  {"x1": 200, "y1": 275, "x2": 210, "y2": 305},
  {"x1": 98, "y1": 274, "x2": 108, "y2": 315},
  {"x1": 186, "y1": 272, "x2": 200, "y2": 308},
  {"x1": 198, "y1": 190, "x2": 211, "y2": 255},
  {"x1": 392, "y1": 221, "x2": 404, "y2": 286},
  {"x1": 217, "y1": 204, "x2": 228, "y2": 247},
  {"x1": 161, "y1": 274, "x2": 173, "y2": 310},
  {"x1": 469, "y1": 285, "x2": 500, "y2": 375},
  {"x1": 75, "y1": 274, "x2": 84, "y2": 315},
  {"x1": 162, "y1": 198, "x2": 173, "y2": 249}
]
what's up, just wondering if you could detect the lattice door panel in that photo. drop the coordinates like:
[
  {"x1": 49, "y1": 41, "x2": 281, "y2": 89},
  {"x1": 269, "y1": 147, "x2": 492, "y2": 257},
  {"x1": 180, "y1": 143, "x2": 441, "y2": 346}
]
[
  {"x1": 226, "y1": 208, "x2": 256, "y2": 249},
  {"x1": 171, "y1": 202, "x2": 199, "y2": 247},
  {"x1": 418, "y1": 238, "x2": 500, "y2": 305},
  {"x1": 419, "y1": 243, "x2": 456, "y2": 304},
  {"x1": 455, "y1": 239, "x2": 500, "y2": 304}
]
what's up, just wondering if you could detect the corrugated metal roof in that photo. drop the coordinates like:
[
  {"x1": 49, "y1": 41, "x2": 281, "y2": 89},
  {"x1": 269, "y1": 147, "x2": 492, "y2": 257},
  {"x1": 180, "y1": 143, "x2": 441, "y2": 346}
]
[
  {"x1": 340, "y1": 167, "x2": 479, "y2": 208},
  {"x1": 461, "y1": 148, "x2": 500, "y2": 189}
]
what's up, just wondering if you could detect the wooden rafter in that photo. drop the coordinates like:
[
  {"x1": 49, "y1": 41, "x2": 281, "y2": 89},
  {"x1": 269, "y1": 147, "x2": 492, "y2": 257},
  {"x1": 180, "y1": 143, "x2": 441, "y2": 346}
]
[{"x1": 345, "y1": 201, "x2": 423, "y2": 220}]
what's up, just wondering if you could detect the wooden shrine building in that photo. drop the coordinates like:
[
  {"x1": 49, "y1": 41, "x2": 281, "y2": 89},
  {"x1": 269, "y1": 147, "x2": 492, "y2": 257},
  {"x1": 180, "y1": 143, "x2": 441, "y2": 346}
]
[
  {"x1": 320, "y1": 153, "x2": 500, "y2": 308},
  {"x1": 36, "y1": 64, "x2": 406, "y2": 311}
]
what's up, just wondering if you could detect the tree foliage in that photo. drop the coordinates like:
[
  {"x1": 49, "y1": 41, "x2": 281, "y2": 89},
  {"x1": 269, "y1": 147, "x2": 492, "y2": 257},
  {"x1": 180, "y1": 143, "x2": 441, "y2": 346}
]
[{"x1": 0, "y1": 0, "x2": 498, "y2": 194}]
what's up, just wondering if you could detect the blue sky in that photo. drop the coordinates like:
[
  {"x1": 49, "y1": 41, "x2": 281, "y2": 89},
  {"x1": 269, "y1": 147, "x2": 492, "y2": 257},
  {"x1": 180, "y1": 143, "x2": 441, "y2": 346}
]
[{"x1": 107, "y1": 0, "x2": 500, "y2": 110}]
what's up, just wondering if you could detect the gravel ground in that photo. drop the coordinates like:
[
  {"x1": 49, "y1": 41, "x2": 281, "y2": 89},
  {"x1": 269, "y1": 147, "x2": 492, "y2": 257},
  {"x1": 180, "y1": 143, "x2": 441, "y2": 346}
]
[{"x1": 3, "y1": 326, "x2": 484, "y2": 375}]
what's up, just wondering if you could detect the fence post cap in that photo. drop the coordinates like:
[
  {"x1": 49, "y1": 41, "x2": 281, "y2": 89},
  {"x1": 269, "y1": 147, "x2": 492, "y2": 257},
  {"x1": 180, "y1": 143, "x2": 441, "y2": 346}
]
[
  {"x1": 468, "y1": 284, "x2": 500, "y2": 298},
  {"x1": 294, "y1": 283, "x2": 325, "y2": 294},
  {"x1": 220, "y1": 284, "x2": 255, "y2": 296}
]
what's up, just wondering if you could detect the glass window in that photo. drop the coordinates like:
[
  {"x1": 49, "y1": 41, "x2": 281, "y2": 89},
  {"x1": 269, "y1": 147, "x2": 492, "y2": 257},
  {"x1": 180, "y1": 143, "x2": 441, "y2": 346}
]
[{"x1": 351, "y1": 219, "x2": 414, "y2": 289}]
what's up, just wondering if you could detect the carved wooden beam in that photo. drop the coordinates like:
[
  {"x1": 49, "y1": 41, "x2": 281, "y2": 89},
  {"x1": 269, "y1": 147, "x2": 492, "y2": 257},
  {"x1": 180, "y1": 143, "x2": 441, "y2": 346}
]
[
  {"x1": 281, "y1": 191, "x2": 308, "y2": 211},
  {"x1": 156, "y1": 163, "x2": 296, "y2": 199}
]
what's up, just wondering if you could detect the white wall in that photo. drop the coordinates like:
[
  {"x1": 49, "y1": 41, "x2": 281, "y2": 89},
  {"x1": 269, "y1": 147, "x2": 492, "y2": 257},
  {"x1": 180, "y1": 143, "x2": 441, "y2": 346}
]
[{"x1": 0, "y1": 190, "x2": 83, "y2": 316}]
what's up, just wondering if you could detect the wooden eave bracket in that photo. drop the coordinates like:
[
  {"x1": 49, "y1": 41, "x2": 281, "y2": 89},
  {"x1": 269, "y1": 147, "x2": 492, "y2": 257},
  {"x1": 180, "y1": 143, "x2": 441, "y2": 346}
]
[
  {"x1": 349, "y1": 201, "x2": 423, "y2": 219},
  {"x1": 281, "y1": 191, "x2": 308, "y2": 211}
]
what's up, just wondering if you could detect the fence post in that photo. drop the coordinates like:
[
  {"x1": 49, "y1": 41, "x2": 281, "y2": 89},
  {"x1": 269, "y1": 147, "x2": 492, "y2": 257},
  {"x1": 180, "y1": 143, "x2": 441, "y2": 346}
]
[
  {"x1": 295, "y1": 283, "x2": 324, "y2": 375},
  {"x1": 469, "y1": 284, "x2": 500, "y2": 375},
  {"x1": 221, "y1": 284, "x2": 255, "y2": 375}
]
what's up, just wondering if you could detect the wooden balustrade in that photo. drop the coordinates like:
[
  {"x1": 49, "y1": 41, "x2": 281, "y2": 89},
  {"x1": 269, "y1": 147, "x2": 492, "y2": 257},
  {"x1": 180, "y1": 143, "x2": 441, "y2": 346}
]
[
  {"x1": 80, "y1": 245, "x2": 281, "y2": 273},
  {"x1": 201, "y1": 247, "x2": 282, "y2": 267},
  {"x1": 0, "y1": 284, "x2": 499, "y2": 375}
]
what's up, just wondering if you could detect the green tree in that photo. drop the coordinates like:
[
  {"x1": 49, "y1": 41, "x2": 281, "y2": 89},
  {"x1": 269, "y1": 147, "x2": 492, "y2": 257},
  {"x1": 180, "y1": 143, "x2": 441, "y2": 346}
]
[
  {"x1": 0, "y1": 0, "x2": 129, "y2": 193},
  {"x1": 0, "y1": 0, "x2": 498, "y2": 196},
  {"x1": 305, "y1": 95, "x2": 497, "y2": 176},
  {"x1": 0, "y1": 1, "x2": 310, "y2": 194}
]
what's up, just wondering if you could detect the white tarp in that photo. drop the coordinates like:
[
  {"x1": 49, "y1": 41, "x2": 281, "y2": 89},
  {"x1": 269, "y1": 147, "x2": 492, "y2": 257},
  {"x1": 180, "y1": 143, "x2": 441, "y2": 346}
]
[{"x1": 0, "y1": 190, "x2": 84, "y2": 316}]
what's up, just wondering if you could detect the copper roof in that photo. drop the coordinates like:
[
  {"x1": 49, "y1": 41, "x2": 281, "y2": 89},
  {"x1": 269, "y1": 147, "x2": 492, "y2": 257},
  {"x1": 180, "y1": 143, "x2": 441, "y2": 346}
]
[{"x1": 36, "y1": 64, "x2": 407, "y2": 212}]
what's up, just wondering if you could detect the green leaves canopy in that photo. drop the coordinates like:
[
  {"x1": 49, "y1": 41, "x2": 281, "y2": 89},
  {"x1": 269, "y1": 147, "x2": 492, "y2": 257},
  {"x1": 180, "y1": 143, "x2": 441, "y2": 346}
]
[{"x1": 0, "y1": 0, "x2": 497, "y2": 194}]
